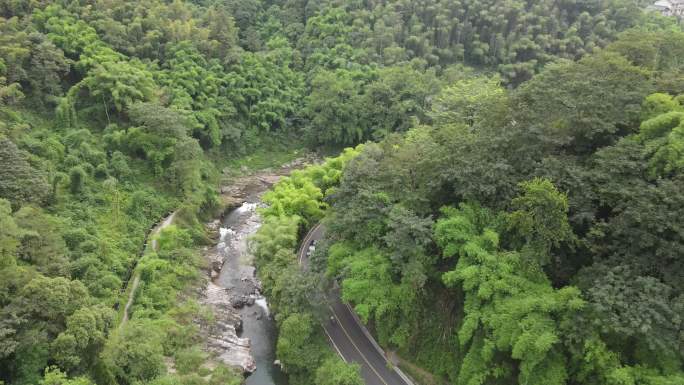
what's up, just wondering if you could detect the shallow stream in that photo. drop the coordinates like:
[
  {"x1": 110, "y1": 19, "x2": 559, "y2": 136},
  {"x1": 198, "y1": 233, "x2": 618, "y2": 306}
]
[{"x1": 215, "y1": 200, "x2": 289, "y2": 385}]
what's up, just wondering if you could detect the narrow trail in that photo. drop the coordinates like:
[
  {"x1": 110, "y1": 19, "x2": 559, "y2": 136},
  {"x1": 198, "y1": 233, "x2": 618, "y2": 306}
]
[
  {"x1": 150, "y1": 212, "x2": 176, "y2": 251},
  {"x1": 119, "y1": 212, "x2": 176, "y2": 327},
  {"x1": 120, "y1": 276, "x2": 140, "y2": 326}
]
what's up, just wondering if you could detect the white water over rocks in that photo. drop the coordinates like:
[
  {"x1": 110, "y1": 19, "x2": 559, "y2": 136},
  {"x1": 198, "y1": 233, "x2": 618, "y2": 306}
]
[
  {"x1": 199, "y1": 202, "x2": 262, "y2": 374},
  {"x1": 195, "y1": 157, "x2": 317, "y2": 382},
  {"x1": 198, "y1": 200, "x2": 287, "y2": 384},
  {"x1": 255, "y1": 298, "x2": 270, "y2": 317}
]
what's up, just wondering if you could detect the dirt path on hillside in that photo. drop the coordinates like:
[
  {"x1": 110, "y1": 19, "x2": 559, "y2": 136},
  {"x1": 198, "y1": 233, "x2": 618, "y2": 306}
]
[{"x1": 120, "y1": 211, "x2": 176, "y2": 327}]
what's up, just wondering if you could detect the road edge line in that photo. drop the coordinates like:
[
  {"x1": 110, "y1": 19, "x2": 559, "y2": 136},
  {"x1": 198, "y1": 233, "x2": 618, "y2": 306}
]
[
  {"x1": 343, "y1": 303, "x2": 417, "y2": 385},
  {"x1": 344, "y1": 303, "x2": 386, "y2": 358},
  {"x1": 323, "y1": 327, "x2": 348, "y2": 363},
  {"x1": 328, "y1": 305, "x2": 390, "y2": 385}
]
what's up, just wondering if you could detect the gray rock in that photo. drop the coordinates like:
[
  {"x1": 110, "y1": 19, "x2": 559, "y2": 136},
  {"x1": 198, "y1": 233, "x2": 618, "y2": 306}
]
[
  {"x1": 212, "y1": 261, "x2": 222, "y2": 272},
  {"x1": 231, "y1": 296, "x2": 248, "y2": 309}
]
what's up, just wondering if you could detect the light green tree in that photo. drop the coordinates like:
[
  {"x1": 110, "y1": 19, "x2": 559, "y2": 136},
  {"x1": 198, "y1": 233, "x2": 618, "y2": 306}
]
[
  {"x1": 315, "y1": 358, "x2": 364, "y2": 385},
  {"x1": 51, "y1": 306, "x2": 114, "y2": 373},
  {"x1": 80, "y1": 60, "x2": 156, "y2": 113},
  {"x1": 507, "y1": 178, "x2": 575, "y2": 266},
  {"x1": 430, "y1": 75, "x2": 508, "y2": 128},
  {"x1": 261, "y1": 175, "x2": 325, "y2": 224},
  {"x1": 276, "y1": 313, "x2": 322, "y2": 374},
  {"x1": 102, "y1": 320, "x2": 166, "y2": 384},
  {"x1": 435, "y1": 203, "x2": 584, "y2": 385},
  {"x1": 39, "y1": 367, "x2": 91, "y2": 385}
]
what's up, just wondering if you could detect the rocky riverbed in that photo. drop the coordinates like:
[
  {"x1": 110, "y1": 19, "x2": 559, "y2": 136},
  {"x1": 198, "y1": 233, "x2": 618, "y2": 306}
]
[{"x1": 194, "y1": 157, "x2": 315, "y2": 380}]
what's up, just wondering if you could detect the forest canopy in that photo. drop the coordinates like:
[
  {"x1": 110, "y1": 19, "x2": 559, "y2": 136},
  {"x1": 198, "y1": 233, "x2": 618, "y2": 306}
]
[
  {"x1": 1, "y1": 0, "x2": 683, "y2": 384},
  {"x1": 319, "y1": 30, "x2": 684, "y2": 385}
]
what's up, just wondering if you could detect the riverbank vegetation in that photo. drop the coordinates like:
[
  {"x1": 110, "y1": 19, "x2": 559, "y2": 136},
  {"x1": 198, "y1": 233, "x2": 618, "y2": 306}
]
[
  {"x1": 252, "y1": 147, "x2": 363, "y2": 385},
  {"x1": 0, "y1": 0, "x2": 682, "y2": 384}
]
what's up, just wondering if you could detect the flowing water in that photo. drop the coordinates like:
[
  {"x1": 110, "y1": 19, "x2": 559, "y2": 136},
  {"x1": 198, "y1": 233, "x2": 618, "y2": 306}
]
[{"x1": 215, "y1": 200, "x2": 289, "y2": 385}]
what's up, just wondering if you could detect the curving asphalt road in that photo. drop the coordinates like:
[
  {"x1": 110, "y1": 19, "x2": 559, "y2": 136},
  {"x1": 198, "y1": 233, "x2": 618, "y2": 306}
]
[{"x1": 298, "y1": 224, "x2": 412, "y2": 385}]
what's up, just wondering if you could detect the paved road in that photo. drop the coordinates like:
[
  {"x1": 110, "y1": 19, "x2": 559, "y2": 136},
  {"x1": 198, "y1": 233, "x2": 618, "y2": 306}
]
[{"x1": 298, "y1": 224, "x2": 412, "y2": 385}]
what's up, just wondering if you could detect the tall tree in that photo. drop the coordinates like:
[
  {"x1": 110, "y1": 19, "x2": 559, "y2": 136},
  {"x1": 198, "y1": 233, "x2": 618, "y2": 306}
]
[{"x1": 0, "y1": 137, "x2": 49, "y2": 207}]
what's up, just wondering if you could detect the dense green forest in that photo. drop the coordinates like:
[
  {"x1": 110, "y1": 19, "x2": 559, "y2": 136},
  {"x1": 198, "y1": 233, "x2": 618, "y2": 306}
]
[
  {"x1": 0, "y1": 0, "x2": 682, "y2": 384},
  {"x1": 316, "y1": 20, "x2": 684, "y2": 385}
]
